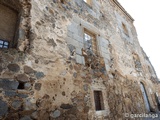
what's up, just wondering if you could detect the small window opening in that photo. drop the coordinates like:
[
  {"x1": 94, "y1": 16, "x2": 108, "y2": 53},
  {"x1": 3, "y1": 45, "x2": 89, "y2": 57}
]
[
  {"x1": 122, "y1": 23, "x2": 129, "y2": 37},
  {"x1": 84, "y1": 29, "x2": 98, "y2": 54},
  {"x1": 133, "y1": 53, "x2": 142, "y2": 71},
  {"x1": 112, "y1": 73, "x2": 116, "y2": 78},
  {"x1": 18, "y1": 82, "x2": 25, "y2": 89},
  {"x1": 60, "y1": 0, "x2": 65, "y2": 4},
  {"x1": 148, "y1": 66, "x2": 152, "y2": 74},
  {"x1": 94, "y1": 91, "x2": 104, "y2": 111}
]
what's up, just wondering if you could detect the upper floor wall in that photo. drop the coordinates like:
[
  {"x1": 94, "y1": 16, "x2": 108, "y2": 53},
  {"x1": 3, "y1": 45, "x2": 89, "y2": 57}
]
[
  {"x1": 0, "y1": 0, "x2": 157, "y2": 81},
  {"x1": 27, "y1": 0, "x2": 158, "y2": 80}
]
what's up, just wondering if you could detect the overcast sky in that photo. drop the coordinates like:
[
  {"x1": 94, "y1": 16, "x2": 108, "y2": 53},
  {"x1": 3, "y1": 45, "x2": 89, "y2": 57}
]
[{"x1": 118, "y1": 0, "x2": 160, "y2": 78}]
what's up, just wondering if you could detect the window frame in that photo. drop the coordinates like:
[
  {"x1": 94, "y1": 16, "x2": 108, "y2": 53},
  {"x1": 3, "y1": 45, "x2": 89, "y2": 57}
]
[
  {"x1": 83, "y1": 28, "x2": 98, "y2": 55},
  {"x1": 94, "y1": 90, "x2": 105, "y2": 111},
  {"x1": 90, "y1": 86, "x2": 109, "y2": 117}
]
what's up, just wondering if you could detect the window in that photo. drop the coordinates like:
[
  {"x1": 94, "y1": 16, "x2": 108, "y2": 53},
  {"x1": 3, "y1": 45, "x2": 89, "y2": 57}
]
[
  {"x1": 84, "y1": 29, "x2": 98, "y2": 54},
  {"x1": 94, "y1": 91, "x2": 104, "y2": 111},
  {"x1": 148, "y1": 66, "x2": 152, "y2": 74},
  {"x1": 0, "y1": 39, "x2": 9, "y2": 48},
  {"x1": 18, "y1": 82, "x2": 25, "y2": 89},
  {"x1": 83, "y1": 0, "x2": 92, "y2": 6},
  {"x1": 133, "y1": 53, "x2": 142, "y2": 71},
  {"x1": 60, "y1": 0, "x2": 65, "y2": 4},
  {"x1": 122, "y1": 23, "x2": 129, "y2": 37},
  {"x1": 0, "y1": 4, "x2": 18, "y2": 48}
]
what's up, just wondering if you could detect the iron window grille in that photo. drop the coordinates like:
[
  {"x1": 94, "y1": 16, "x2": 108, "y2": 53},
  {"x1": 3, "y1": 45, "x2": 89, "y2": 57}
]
[{"x1": 0, "y1": 39, "x2": 9, "y2": 48}]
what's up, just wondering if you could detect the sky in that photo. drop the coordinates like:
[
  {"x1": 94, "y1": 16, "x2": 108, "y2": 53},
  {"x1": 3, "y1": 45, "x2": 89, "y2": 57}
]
[{"x1": 118, "y1": 0, "x2": 160, "y2": 78}]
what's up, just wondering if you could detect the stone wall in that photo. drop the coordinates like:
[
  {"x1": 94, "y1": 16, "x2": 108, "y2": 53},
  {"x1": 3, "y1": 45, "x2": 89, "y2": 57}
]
[{"x1": 0, "y1": 0, "x2": 160, "y2": 120}]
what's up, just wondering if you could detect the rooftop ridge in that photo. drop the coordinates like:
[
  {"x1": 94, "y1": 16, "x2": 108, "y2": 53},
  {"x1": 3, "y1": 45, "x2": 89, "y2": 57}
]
[{"x1": 111, "y1": 0, "x2": 134, "y2": 22}]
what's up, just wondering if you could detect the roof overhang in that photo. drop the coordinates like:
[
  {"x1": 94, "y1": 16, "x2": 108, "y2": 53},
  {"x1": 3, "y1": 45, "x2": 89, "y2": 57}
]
[{"x1": 111, "y1": 0, "x2": 134, "y2": 22}]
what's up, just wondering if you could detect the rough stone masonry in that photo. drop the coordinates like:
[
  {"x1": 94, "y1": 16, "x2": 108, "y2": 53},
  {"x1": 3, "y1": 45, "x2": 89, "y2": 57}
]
[{"x1": 0, "y1": 0, "x2": 160, "y2": 120}]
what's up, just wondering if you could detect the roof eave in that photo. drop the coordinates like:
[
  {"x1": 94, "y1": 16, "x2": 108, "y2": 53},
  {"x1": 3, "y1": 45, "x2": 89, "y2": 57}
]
[{"x1": 112, "y1": 0, "x2": 135, "y2": 22}]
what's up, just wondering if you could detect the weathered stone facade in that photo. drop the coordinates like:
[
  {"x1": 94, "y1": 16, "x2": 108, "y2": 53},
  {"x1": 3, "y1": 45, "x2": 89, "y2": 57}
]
[{"x1": 0, "y1": 0, "x2": 160, "y2": 120}]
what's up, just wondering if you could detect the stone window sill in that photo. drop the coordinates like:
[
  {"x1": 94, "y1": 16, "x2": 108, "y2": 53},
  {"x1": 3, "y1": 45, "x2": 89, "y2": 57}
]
[{"x1": 95, "y1": 110, "x2": 108, "y2": 116}]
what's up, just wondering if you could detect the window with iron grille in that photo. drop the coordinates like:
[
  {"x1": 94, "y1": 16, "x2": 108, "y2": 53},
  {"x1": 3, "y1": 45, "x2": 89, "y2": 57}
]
[
  {"x1": 0, "y1": 4, "x2": 18, "y2": 49},
  {"x1": 94, "y1": 91, "x2": 104, "y2": 111},
  {"x1": 0, "y1": 39, "x2": 9, "y2": 48},
  {"x1": 84, "y1": 29, "x2": 98, "y2": 54}
]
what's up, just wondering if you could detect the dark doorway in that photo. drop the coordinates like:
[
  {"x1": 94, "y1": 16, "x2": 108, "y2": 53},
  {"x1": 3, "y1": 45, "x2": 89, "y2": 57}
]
[{"x1": 94, "y1": 91, "x2": 104, "y2": 111}]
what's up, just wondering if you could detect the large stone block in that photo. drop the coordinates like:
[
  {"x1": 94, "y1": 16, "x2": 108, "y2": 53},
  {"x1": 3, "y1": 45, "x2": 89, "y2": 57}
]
[
  {"x1": 12, "y1": 100, "x2": 22, "y2": 110},
  {"x1": 67, "y1": 31, "x2": 73, "y2": 38},
  {"x1": 16, "y1": 74, "x2": 29, "y2": 82},
  {"x1": 73, "y1": 34, "x2": 83, "y2": 43},
  {"x1": 82, "y1": 56, "x2": 85, "y2": 65},
  {"x1": 0, "y1": 79, "x2": 19, "y2": 90},
  {"x1": 81, "y1": 19, "x2": 99, "y2": 33},
  {"x1": 19, "y1": 28, "x2": 25, "y2": 40},
  {"x1": 76, "y1": 54, "x2": 85, "y2": 65},
  {"x1": 78, "y1": 27, "x2": 83, "y2": 36},
  {"x1": 24, "y1": 83, "x2": 31, "y2": 89},
  {"x1": 77, "y1": 42, "x2": 84, "y2": 48},
  {"x1": 91, "y1": 10, "x2": 98, "y2": 18},
  {"x1": 5, "y1": 90, "x2": 17, "y2": 97},
  {"x1": 7, "y1": 63, "x2": 20, "y2": 72},
  {"x1": 34, "y1": 83, "x2": 42, "y2": 91},
  {"x1": 16, "y1": 93, "x2": 28, "y2": 98},
  {"x1": 101, "y1": 52, "x2": 111, "y2": 60},
  {"x1": 23, "y1": 98, "x2": 36, "y2": 110},
  {"x1": 74, "y1": 0, "x2": 83, "y2": 8},
  {"x1": 68, "y1": 44, "x2": 76, "y2": 55},
  {"x1": 0, "y1": 100, "x2": 8, "y2": 116},
  {"x1": 105, "y1": 64, "x2": 110, "y2": 71},
  {"x1": 98, "y1": 37, "x2": 109, "y2": 48},
  {"x1": 66, "y1": 37, "x2": 79, "y2": 47},
  {"x1": 67, "y1": 22, "x2": 78, "y2": 33},
  {"x1": 99, "y1": 46, "x2": 110, "y2": 54},
  {"x1": 104, "y1": 58, "x2": 110, "y2": 65},
  {"x1": 50, "y1": 110, "x2": 61, "y2": 118},
  {"x1": 35, "y1": 72, "x2": 45, "y2": 79},
  {"x1": 76, "y1": 48, "x2": 82, "y2": 55},
  {"x1": 24, "y1": 66, "x2": 35, "y2": 74}
]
